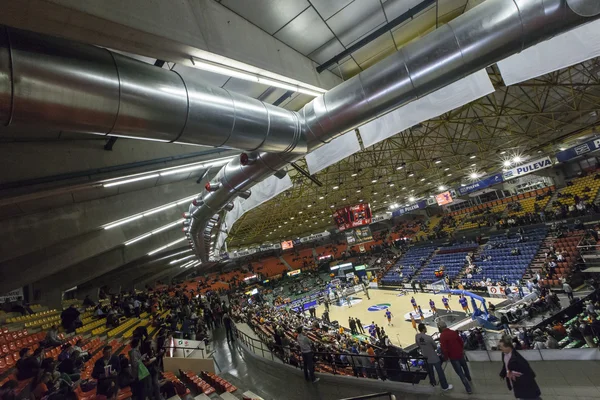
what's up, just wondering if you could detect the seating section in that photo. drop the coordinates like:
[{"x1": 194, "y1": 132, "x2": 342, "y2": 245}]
[
  {"x1": 463, "y1": 227, "x2": 547, "y2": 284},
  {"x1": 255, "y1": 257, "x2": 288, "y2": 277},
  {"x1": 180, "y1": 370, "x2": 237, "y2": 396},
  {"x1": 551, "y1": 175, "x2": 600, "y2": 208},
  {"x1": 6, "y1": 309, "x2": 59, "y2": 327},
  {"x1": 418, "y1": 251, "x2": 470, "y2": 282},
  {"x1": 282, "y1": 248, "x2": 314, "y2": 269},
  {"x1": 380, "y1": 246, "x2": 436, "y2": 286}
]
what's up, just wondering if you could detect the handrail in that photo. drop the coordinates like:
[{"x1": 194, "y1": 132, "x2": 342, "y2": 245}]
[
  {"x1": 232, "y1": 324, "x2": 429, "y2": 384},
  {"x1": 338, "y1": 393, "x2": 396, "y2": 400}
]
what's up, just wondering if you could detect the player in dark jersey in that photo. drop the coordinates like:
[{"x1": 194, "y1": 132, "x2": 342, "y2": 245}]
[
  {"x1": 459, "y1": 295, "x2": 470, "y2": 315},
  {"x1": 429, "y1": 299, "x2": 437, "y2": 315},
  {"x1": 385, "y1": 309, "x2": 393, "y2": 326},
  {"x1": 442, "y1": 296, "x2": 451, "y2": 312},
  {"x1": 410, "y1": 296, "x2": 417, "y2": 311}
]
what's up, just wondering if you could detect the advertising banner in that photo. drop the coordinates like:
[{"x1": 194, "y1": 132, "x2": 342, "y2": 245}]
[
  {"x1": 556, "y1": 137, "x2": 600, "y2": 163},
  {"x1": 502, "y1": 157, "x2": 553, "y2": 180},
  {"x1": 435, "y1": 191, "x2": 453, "y2": 206},
  {"x1": 457, "y1": 173, "x2": 504, "y2": 196},
  {"x1": 345, "y1": 226, "x2": 374, "y2": 245},
  {"x1": 0, "y1": 288, "x2": 23, "y2": 303},
  {"x1": 391, "y1": 200, "x2": 427, "y2": 217},
  {"x1": 486, "y1": 285, "x2": 531, "y2": 296}
]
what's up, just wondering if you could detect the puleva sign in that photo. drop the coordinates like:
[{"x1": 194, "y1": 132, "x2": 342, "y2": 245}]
[{"x1": 502, "y1": 157, "x2": 553, "y2": 181}]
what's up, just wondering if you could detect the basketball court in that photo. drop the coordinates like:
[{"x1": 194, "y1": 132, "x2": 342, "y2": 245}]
[{"x1": 315, "y1": 288, "x2": 468, "y2": 348}]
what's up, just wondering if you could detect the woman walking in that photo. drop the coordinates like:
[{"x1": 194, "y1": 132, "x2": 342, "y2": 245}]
[{"x1": 498, "y1": 335, "x2": 542, "y2": 400}]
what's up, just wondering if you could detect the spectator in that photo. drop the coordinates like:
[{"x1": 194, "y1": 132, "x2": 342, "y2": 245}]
[
  {"x1": 92, "y1": 346, "x2": 120, "y2": 397},
  {"x1": 44, "y1": 325, "x2": 62, "y2": 347},
  {"x1": 498, "y1": 335, "x2": 541, "y2": 400},
  {"x1": 296, "y1": 327, "x2": 319, "y2": 383},
  {"x1": 0, "y1": 380, "x2": 18, "y2": 400},
  {"x1": 129, "y1": 338, "x2": 152, "y2": 400},
  {"x1": 438, "y1": 321, "x2": 472, "y2": 394},
  {"x1": 60, "y1": 304, "x2": 81, "y2": 333},
  {"x1": 415, "y1": 323, "x2": 452, "y2": 391},
  {"x1": 31, "y1": 372, "x2": 52, "y2": 400},
  {"x1": 563, "y1": 281, "x2": 574, "y2": 302}
]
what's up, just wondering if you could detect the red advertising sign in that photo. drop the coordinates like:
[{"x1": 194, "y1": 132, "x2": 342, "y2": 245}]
[
  {"x1": 281, "y1": 240, "x2": 294, "y2": 250},
  {"x1": 435, "y1": 191, "x2": 453, "y2": 206},
  {"x1": 333, "y1": 203, "x2": 372, "y2": 231}
]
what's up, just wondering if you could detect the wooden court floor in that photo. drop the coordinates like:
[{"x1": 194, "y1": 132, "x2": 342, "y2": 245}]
[{"x1": 314, "y1": 288, "x2": 468, "y2": 348}]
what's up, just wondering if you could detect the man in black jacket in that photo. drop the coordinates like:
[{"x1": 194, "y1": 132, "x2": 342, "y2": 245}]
[
  {"x1": 92, "y1": 346, "x2": 120, "y2": 380},
  {"x1": 498, "y1": 336, "x2": 541, "y2": 399}
]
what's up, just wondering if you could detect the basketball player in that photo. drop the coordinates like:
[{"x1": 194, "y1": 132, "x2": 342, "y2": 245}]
[
  {"x1": 459, "y1": 295, "x2": 470, "y2": 315},
  {"x1": 410, "y1": 296, "x2": 418, "y2": 311},
  {"x1": 429, "y1": 299, "x2": 437, "y2": 315},
  {"x1": 417, "y1": 305, "x2": 425, "y2": 321},
  {"x1": 410, "y1": 314, "x2": 417, "y2": 332},
  {"x1": 442, "y1": 296, "x2": 452, "y2": 312},
  {"x1": 385, "y1": 309, "x2": 393, "y2": 326}
]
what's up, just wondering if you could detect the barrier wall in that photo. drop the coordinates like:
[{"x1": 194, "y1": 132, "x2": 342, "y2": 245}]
[
  {"x1": 163, "y1": 356, "x2": 216, "y2": 374},
  {"x1": 466, "y1": 349, "x2": 600, "y2": 362}
]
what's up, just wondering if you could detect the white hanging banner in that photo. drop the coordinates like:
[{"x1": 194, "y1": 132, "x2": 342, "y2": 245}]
[
  {"x1": 360, "y1": 69, "x2": 494, "y2": 149},
  {"x1": 305, "y1": 131, "x2": 361, "y2": 175},
  {"x1": 498, "y1": 19, "x2": 600, "y2": 86},
  {"x1": 240, "y1": 174, "x2": 293, "y2": 213},
  {"x1": 224, "y1": 197, "x2": 244, "y2": 232}
]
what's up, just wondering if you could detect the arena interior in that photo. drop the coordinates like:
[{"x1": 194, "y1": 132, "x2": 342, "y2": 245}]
[{"x1": 2, "y1": 1, "x2": 600, "y2": 400}]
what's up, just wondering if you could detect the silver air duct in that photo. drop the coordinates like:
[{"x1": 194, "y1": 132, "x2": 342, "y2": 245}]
[
  {"x1": 0, "y1": 27, "x2": 305, "y2": 155},
  {"x1": 190, "y1": 0, "x2": 600, "y2": 261}
]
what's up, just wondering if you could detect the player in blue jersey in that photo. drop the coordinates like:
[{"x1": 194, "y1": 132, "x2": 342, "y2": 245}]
[
  {"x1": 417, "y1": 305, "x2": 425, "y2": 321},
  {"x1": 368, "y1": 322, "x2": 377, "y2": 338},
  {"x1": 410, "y1": 296, "x2": 417, "y2": 311},
  {"x1": 385, "y1": 309, "x2": 393, "y2": 326},
  {"x1": 458, "y1": 294, "x2": 470, "y2": 315},
  {"x1": 429, "y1": 299, "x2": 437, "y2": 315},
  {"x1": 442, "y1": 296, "x2": 451, "y2": 312}
]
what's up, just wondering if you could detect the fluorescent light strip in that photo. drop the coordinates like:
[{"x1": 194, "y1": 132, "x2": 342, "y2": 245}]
[
  {"x1": 100, "y1": 156, "x2": 234, "y2": 187},
  {"x1": 103, "y1": 174, "x2": 159, "y2": 187},
  {"x1": 190, "y1": 57, "x2": 327, "y2": 97},
  {"x1": 124, "y1": 233, "x2": 152, "y2": 246},
  {"x1": 102, "y1": 195, "x2": 196, "y2": 229},
  {"x1": 179, "y1": 260, "x2": 196, "y2": 268},
  {"x1": 109, "y1": 134, "x2": 171, "y2": 143},
  {"x1": 123, "y1": 219, "x2": 184, "y2": 247},
  {"x1": 148, "y1": 237, "x2": 186, "y2": 256},
  {"x1": 169, "y1": 254, "x2": 196, "y2": 265},
  {"x1": 104, "y1": 215, "x2": 144, "y2": 230},
  {"x1": 143, "y1": 204, "x2": 177, "y2": 216},
  {"x1": 152, "y1": 219, "x2": 185, "y2": 235}
]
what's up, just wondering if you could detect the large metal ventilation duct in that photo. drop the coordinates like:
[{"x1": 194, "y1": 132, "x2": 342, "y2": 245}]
[
  {"x1": 0, "y1": 0, "x2": 598, "y2": 262},
  {"x1": 0, "y1": 27, "x2": 305, "y2": 155}
]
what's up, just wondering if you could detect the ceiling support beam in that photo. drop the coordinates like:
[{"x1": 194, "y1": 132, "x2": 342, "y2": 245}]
[{"x1": 315, "y1": 0, "x2": 436, "y2": 73}]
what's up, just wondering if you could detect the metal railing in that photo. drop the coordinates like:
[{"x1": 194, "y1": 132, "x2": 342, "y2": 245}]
[
  {"x1": 339, "y1": 393, "x2": 396, "y2": 400},
  {"x1": 233, "y1": 325, "x2": 429, "y2": 384}
]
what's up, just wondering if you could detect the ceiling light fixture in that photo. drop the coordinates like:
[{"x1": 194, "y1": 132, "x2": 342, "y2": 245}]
[
  {"x1": 103, "y1": 174, "x2": 159, "y2": 188},
  {"x1": 190, "y1": 57, "x2": 327, "y2": 97},
  {"x1": 148, "y1": 237, "x2": 187, "y2": 256},
  {"x1": 169, "y1": 254, "x2": 196, "y2": 265}
]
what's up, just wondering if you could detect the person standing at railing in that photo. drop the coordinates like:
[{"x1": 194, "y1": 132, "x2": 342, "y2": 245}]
[
  {"x1": 415, "y1": 323, "x2": 453, "y2": 392},
  {"x1": 296, "y1": 326, "x2": 319, "y2": 383},
  {"x1": 438, "y1": 321, "x2": 472, "y2": 395}
]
